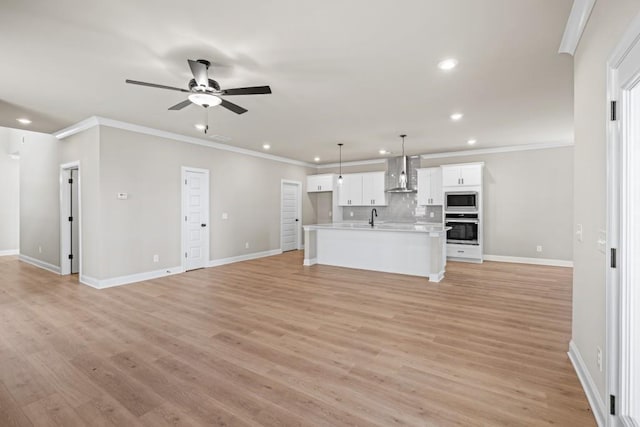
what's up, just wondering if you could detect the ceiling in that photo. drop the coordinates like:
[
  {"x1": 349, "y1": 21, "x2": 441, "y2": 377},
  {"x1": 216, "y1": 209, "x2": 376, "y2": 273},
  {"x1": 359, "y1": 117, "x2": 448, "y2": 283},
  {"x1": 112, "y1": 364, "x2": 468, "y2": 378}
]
[{"x1": 0, "y1": 0, "x2": 574, "y2": 164}]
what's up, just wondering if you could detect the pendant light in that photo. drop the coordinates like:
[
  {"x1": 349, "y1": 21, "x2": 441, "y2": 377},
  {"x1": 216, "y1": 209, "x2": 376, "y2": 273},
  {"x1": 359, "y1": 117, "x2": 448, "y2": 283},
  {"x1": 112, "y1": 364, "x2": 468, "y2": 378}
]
[
  {"x1": 337, "y1": 143, "x2": 344, "y2": 185},
  {"x1": 399, "y1": 134, "x2": 407, "y2": 187}
]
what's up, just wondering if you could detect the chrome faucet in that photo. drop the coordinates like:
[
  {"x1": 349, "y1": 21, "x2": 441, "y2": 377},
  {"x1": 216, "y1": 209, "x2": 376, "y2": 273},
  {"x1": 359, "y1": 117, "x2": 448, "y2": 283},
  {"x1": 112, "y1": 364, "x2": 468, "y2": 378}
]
[{"x1": 369, "y1": 208, "x2": 378, "y2": 227}]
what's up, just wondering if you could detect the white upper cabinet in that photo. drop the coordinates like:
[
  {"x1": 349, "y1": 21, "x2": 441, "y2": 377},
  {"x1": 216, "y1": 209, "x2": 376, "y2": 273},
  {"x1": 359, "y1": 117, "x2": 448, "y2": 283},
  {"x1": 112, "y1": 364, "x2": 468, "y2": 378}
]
[
  {"x1": 417, "y1": 167, "x2": 443, "y2": 205},
  {"x1": 361, "y1": 172, "x2": 387, "y2": 206},
  {"x1": 338, "y1": 172, "x2": 387, "y2": 206},
  {"x1": 338, "y1": 174, "x2": 362, "y2": 206},
  {"x1": 442, "y1": 163, "x2": 483, "y2": 187},
  {"x1": 306, "y1": 174, "x2": 335, "y2": 192}
]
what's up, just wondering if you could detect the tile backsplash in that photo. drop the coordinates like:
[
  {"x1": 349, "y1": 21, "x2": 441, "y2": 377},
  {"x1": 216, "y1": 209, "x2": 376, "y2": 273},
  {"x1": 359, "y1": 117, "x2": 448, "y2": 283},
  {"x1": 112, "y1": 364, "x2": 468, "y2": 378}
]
[{"x1": 342, "y1": 193, "x2": 442, "y2": 223}]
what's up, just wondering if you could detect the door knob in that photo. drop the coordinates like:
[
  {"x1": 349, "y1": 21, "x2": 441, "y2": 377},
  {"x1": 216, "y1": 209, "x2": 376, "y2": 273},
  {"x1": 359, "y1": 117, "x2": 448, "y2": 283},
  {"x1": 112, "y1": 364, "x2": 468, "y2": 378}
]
[
  {"x1": 295, "y1": 219, "x2": 299, "y2": 222},
  {"x1": 201, "y1": 224, "x2": 207, "y2": 227}
]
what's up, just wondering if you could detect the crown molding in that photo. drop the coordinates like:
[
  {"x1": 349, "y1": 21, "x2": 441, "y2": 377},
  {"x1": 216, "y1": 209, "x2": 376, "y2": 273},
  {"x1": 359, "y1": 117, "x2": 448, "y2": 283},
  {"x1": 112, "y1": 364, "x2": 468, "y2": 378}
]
[
  {"x1": 558, "y1": 0, "x2": 596, "y2": 55},
  {"x1": 420, "y1": 140, "x2": 574, "y2": 160},
  {"x1": 53, "y1": 117, "x2": 573, "y2": 168},
  {"x1": 316, "y1": 158, "x2": 386, "y2": 169},
  {"x1": 53, "y1": 116, "x2": 100, "y2": 139},
  {"x1": 53, "y1": 116, "x2": 316, "y2": 168}
]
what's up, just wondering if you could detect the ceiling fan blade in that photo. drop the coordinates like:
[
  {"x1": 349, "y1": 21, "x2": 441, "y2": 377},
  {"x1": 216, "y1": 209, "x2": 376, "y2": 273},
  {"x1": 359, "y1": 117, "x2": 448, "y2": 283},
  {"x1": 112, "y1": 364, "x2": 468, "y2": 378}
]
[
  {"x1": 168, "y1": 99, "x2": 192, "y2": 111},
  {"x1": 188, "y1": 59, "x2": 208, "y2": 87},
  {"x1": 222, "y1": 86, "x2": 272, "y2": 96},
  {"x1": 220, "y1": 99, "x2": 248, "y2": 114},
  {"x1": 126, "y1": 79, "x2": 190, "y2": 93}
]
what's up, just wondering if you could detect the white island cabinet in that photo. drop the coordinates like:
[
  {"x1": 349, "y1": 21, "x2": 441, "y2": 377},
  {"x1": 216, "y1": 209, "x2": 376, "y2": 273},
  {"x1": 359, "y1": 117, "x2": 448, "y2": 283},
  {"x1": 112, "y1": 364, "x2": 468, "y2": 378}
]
[{"x1": 303, "y1": 223, "x2": 449, "y2": 282}]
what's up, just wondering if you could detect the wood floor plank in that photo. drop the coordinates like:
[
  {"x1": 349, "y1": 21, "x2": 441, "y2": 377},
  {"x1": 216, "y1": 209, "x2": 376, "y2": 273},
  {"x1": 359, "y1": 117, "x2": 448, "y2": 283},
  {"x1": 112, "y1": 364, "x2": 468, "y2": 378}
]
[
  {"x1": 0, "y1": 381, "x2": 34, "y2": 427},
  {"x1": 22, "y1": 393, "x2": 86, "y2": 427},
  {"x1": 0, "y1": 252, "x2": 595, "y2": 426}
]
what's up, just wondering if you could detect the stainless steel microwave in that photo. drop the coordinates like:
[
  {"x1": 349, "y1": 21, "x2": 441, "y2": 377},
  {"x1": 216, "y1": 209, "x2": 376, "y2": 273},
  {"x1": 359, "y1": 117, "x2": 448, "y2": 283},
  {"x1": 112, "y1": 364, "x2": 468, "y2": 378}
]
[{"x1": 445, "y1": 191, "x2": 478, "y2": 212}]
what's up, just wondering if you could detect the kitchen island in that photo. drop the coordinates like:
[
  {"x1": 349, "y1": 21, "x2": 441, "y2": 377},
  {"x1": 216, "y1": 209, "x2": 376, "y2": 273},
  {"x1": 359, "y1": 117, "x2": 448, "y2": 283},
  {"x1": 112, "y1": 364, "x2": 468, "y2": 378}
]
[{"x1": 303, "y1": 223, "x2": 450, "y2": 282}]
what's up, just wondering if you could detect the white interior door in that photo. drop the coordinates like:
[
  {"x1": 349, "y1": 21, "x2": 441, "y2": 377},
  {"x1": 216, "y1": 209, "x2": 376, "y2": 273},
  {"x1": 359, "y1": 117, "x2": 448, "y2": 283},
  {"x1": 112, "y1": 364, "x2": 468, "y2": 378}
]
[
  {"x1": 183, "y1": 168, "x2": 209, "y2": 271},
  {"x1": 281, "y1": 181, "x2": 301, "y2": 252},
  {"x1": 607, "y1": 14, "x2": 640, "y2": 425},
  {"x1": 70, "y1": 168, "x2": 79, "y2": 274},
  {"x1": 59, "y1": 161, "x2": 81, "y2": 277}
]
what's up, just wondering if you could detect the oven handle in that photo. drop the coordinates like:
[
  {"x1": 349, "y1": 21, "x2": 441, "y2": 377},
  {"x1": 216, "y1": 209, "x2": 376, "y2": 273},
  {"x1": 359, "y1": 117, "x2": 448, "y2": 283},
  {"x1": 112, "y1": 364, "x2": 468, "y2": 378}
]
[{"x1": 445, "y1": 219, "x2": 479, "y2": 224}]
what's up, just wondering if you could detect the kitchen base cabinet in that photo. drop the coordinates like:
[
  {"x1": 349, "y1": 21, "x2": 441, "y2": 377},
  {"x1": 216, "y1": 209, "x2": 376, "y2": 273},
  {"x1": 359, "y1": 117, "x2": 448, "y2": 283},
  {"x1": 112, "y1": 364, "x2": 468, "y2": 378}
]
[{"x1": 446, "y1": 243, "x2": 482, "y2": 262}]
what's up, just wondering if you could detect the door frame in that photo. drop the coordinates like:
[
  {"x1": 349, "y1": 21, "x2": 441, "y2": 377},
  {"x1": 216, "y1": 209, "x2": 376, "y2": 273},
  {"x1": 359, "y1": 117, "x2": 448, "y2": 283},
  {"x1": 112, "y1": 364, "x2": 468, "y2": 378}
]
[
  {"x1": 606, "y1": 10, "x2": 640, "y2": 426},
  {"x1": 280, "y1": 179, "x2": 302, "y2": 251},
  {"x1": 59, "y1": 161, "x2": 81, "y2": 276},
  {"x1": 181, "y1": 166, "x2": 210, "y2": 272}
]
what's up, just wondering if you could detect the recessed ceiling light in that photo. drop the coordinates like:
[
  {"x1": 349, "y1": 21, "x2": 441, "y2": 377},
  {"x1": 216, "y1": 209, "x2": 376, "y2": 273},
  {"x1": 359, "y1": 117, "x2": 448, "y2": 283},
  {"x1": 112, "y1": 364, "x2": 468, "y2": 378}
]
[
  {"x1": 194, "y1": 124, "x2": 206, "y2": 131},
  {"x1": 438, "y1": 58, "x2": 458, "y2": 71},
  {"x1": 16, "y1": 118, "x2": 31, "y2": 125},
  {"x1": 467, "y1": 139, "x2": 477, "y2": 145},
  {"x1": 450, "y1": 113, "x2": 463, "y2": 121},
  {"x1": 314, "y1": 156, "x2": 320, "y2": 162},
  {"x1": 262, "y1": 143, "x2": 271, "y2": 150}
]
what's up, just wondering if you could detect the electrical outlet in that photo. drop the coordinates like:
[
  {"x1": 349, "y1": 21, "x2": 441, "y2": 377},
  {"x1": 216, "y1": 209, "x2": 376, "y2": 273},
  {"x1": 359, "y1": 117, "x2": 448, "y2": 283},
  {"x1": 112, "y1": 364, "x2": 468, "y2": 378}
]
[
  {"x1": 349, "y1": 211, "x2": 354, "y2": 217},
  {"x1": 536, "y1": 245, "x2": 542, "y2": 253},
  {"x1": 597, "y1": 346, "x2": 603, "y2": 372},
  {"x1": 245, "y1": 242, "x2": 249, "y2": 249},
  {"x1": 38, "y1": 246, "x2": 42, "y2": 253},
  {"x1": 429, "y1": 211, "x2": 435, "y2": 218},
  {"x1": 153, "y1": 254, "x2": 159, "y2": 263},
  {"x1": 576, "y1": 223, "x2": 583, "y2": 242},
  {"x1": 222, "y1": 213, "x2": 228, "y2": 220}
]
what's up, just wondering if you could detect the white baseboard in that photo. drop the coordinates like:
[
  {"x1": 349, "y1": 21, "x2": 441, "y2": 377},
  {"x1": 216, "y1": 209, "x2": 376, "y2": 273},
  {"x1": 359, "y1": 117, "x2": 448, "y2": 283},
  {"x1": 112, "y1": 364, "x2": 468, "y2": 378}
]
[
  {"x1": 484, "y1": 254, "x2": 573, "y2": 267},
  {"x1": 18, "y1": 254, "x2": 61, "y2": 274},
  {"x1": 303, "y1": 257, "x2": 317, "y2": 266},
  {"x1": 568, "y1": 340, "x2": 605, "y2": 426},
  {"x1": 79, "y1": 249, "x2": 283, "y2": 290},
  {"x1": 429, "y1": 270, "x2": 445, "y2": 282},
  {"x1": 80, "y1": 266, "x2": 184, "y2": 289},
  {"x1": 207, "y1": 249, "x2": 283, "y2": 268},
  {"x1": 0, "y1": 249, "x2": 19, "y2": 256}
]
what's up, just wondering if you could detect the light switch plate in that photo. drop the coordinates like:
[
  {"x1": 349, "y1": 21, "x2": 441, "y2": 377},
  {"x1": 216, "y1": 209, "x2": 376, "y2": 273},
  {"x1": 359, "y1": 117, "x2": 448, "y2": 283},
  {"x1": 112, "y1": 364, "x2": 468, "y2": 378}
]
[
  {"x1": 597, "y1": 229, "x2": 606, "y2": 253},
  {"x1": 222, "y1": 213, "x2": 228, "y2": 220},
  {"x1": 117, "y1": 192, "x2": 128, "y2": 200},
  {"x1": 576, "y1": 223, "x2": 583, "y2": 242}
]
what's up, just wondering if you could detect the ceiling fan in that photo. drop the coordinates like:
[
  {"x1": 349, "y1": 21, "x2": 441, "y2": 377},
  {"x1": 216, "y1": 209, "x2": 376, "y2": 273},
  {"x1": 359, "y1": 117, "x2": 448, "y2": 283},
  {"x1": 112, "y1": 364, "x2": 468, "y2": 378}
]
[{"x1": 125, "y1": 59, "x2": 271, "y2": 115}]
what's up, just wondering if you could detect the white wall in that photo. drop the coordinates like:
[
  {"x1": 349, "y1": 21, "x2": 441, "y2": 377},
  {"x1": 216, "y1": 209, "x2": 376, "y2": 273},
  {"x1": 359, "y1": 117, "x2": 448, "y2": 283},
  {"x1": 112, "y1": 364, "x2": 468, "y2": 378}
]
[
  {"x1": 0, "y1": 128, "x2": 20, "y2": 253},
  {"x1": 422, "y1": 147, "x2": 574, "y2": 261},
  {"x1": 572, "y1": 0, "x2": 640, "y2": 402},
  {"x1": 92, "y1": 125, "x2": 315, "y2": 280},
  {"x1": 18, "y1": 128, "x2": 60, "y2": 266},
  {"x1": 58, "y1": 126, "x2": 101, "y2": 278},
  {"x1": 17, "y1": 123, "x2": 316, "y2": 282}
]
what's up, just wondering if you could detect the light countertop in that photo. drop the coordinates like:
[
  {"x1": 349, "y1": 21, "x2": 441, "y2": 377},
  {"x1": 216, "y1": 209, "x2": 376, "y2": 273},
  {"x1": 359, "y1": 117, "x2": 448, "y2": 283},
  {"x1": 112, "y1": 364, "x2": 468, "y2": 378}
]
[{"x1": 304, "y1": 222, "x2": 450, "y2": 234}]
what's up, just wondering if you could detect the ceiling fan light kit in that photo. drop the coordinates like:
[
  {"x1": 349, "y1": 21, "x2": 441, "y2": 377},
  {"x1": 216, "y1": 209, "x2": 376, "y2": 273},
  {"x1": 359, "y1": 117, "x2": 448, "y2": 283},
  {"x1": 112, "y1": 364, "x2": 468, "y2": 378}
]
[
  {"x1": 125, "y1": 58, "x2": 271, "y2": 115},
  {"x1": 188, "y1": 93, "x2": 222, "y2": 108}
]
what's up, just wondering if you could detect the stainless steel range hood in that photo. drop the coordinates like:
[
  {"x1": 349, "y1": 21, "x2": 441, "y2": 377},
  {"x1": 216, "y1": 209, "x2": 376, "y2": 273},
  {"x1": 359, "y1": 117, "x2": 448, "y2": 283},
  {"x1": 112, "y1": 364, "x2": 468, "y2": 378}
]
[{"x1": 385, "y1": 156, "x2": 420, "y2": 193}]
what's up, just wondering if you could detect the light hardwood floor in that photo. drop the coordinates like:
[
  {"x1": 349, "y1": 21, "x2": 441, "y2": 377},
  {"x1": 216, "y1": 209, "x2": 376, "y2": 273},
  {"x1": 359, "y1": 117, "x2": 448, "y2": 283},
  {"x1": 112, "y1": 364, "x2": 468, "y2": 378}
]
[{"x1": 0, "y1": 252, "x2": 594, "y2": 426}]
